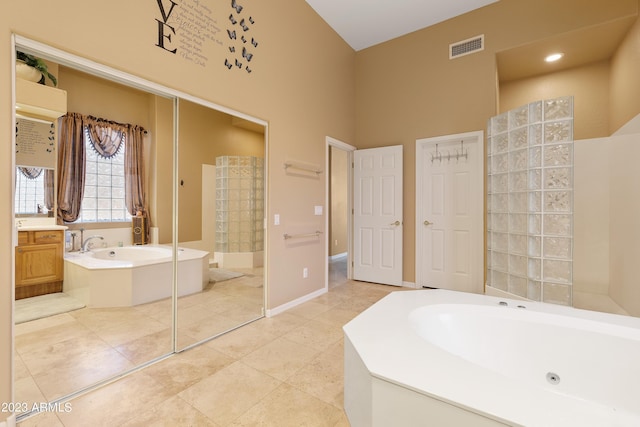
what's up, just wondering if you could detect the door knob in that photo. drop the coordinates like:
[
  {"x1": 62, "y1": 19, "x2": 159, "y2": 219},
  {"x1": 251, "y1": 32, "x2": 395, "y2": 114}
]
[
  {"x1": 424, "y1": 220, "x2": 432, "y2": 226},
  {"x1": 390, "y1": 220, "x2": 401, "y2": 226}
]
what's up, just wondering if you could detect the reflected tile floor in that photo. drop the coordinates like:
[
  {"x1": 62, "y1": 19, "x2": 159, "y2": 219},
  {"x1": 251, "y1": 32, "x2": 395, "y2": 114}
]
[
  {"x1": 14, "y1": 267, "x2": 264, "y2": 410},
  {"x1": 18, "y1": 258, "x2": 404, "y2": 426}
]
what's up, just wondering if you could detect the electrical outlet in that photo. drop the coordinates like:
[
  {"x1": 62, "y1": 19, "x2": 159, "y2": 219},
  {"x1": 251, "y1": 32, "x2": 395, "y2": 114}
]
[
  {"x1": 335, "y1": 239, "x2": 338, "y2": 246},
  {"x1": 303, "y1": 267, "x2": 309, "y2": 278}
]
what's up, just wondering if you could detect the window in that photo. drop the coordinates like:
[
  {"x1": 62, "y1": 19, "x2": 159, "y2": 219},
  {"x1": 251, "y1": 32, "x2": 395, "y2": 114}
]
[
  {"x1": 14, "y1": 168, "x2": 45, "y2": 215},
  {"x1": 77, "y1": 129, "x2": 131, "y2": 222}
]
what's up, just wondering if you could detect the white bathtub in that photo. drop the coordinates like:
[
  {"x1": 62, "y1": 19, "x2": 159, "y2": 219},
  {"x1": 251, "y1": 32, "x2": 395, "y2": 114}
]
[
  {"x1": 64, "y1": 245, "x2": 209, "y2": 307},
  {"x1": 343, "y1": 289, "x2": 640, "y2": 427}
]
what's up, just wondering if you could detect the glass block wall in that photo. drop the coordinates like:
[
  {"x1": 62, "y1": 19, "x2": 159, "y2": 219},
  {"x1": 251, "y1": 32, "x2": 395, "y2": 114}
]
[
  {"x1": 215, "y1": 156, "x2": 264, "y2": 253},
  {"x1": 487, "y1": 96, "x2": 574, "y2": 305}
]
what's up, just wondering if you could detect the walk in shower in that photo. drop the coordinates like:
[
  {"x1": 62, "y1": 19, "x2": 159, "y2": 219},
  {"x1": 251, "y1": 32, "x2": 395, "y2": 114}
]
[
  {"x1": 486, "y1": 96, "x2": 574, "y2": 305},
  {"x1": 215, "y1": 155, "x2": 264, "y2": 268}
]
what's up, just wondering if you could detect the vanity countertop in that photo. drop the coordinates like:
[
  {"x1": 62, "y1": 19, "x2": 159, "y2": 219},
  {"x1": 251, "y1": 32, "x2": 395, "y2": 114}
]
[{"x1": 17, "y1": 225, "x2": 68, "y2": 231}]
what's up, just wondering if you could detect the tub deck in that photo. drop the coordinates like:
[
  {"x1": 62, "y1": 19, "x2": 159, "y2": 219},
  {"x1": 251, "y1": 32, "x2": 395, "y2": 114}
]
[
  {"x1": 343, "y1": 289, "x2": 640, "y2": 427},
  {"x1": 63, "y1": 245, "x2": 209, "y2": 307}
]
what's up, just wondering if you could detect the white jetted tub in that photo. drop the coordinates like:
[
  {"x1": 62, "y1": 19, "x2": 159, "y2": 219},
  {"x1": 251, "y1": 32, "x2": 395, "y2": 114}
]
[
  {"x1": 64, "y1": 245, "x2": 209, "y2": 307},
  {"x1": 343, "y1": 289, "x2": 640, "y2": 427}
]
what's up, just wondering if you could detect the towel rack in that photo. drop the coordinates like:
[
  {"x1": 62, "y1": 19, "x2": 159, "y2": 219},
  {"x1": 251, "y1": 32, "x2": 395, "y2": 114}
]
[
  {"x1": 283, "y1": 231, "x2": 323, "y2": 240},
  {"x1": 284, "y1": 161, "x2": 323, "y2": 175}
]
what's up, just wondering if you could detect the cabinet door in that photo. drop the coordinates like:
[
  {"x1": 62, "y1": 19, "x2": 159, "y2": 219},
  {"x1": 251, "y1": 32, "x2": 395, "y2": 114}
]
[{"x1": 15, "y1": 243, "x2": 63, "y2": 286}]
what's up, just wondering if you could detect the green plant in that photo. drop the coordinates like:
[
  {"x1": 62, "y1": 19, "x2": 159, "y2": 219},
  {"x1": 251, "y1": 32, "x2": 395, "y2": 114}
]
[{"x1": 16, "y1": 51, "x2": 57, "y2": 86}]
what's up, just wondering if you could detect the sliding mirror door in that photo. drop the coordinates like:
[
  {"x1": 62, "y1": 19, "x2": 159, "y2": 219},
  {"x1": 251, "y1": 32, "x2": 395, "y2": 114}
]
[
  {"x1": 13, "y1": 41, "x2": 175, "y2": 414},
  {"x1": 176, "y1": 99, "x2": 266, "y2": 350}
]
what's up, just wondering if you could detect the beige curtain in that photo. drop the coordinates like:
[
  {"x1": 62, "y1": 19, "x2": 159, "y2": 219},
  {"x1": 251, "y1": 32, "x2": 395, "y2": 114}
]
[
  {"x1": 57, "y1": 113, "x2": 149, "y2": 242},
  {"x1": 124, "y1": 125, "x2": 150, "y2": 243},
  {"x1": 44, "y1": 169, "x2": 54, "y2": 211},
  {"x1": 57, "y1": 113, "x2": 86, "y2": 223}
]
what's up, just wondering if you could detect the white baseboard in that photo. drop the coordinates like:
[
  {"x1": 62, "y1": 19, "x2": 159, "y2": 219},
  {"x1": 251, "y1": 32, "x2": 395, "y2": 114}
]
[
  {"x1": 1, "y1": 414, "x2": 17, "y2": 427},
  {"x1": 266, "y1": 280, "x2": 415, "y2": 318},
  {"x1": 329, "y1": 252, "x2": 347, "y2": 261},
  {"x1": 266, "y1": 287, "x2": 327, "y2": 317}
]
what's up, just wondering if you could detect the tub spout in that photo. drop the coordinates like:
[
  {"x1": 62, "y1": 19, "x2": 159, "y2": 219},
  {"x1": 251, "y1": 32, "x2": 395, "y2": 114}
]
[{"x1": 81, "y1": 235, "x2": 105, "y2": 252}]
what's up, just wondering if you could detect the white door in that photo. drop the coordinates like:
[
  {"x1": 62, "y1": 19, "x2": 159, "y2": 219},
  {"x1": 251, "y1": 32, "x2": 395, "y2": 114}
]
[
  {"x1": 353, "y1": 145, "x2": 403, "y2": 286},
  {"x1": 416, "y1": 132, "x2": 483, "y2": 293}
]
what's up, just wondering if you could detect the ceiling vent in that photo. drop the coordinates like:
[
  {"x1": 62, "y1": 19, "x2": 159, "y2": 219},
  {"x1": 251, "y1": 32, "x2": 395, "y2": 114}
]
[{"x1": 449, "y1": 35, "x2": 484, "y2": 59}]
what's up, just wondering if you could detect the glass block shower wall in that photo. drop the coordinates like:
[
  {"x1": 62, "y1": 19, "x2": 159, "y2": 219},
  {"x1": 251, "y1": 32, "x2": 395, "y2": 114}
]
[
  {"x1": 215, "y1": 156, "x2": 264, "y2": 253},
  {"x1": 487, "y1": 96, "x2": 574, "y2": 305}
]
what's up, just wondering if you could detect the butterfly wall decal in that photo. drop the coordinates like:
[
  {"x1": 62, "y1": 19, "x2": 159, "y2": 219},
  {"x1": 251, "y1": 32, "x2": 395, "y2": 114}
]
[
  {"x1": 226, "y1": 1, "x2": 258, "y2": 74},
  {"x1": 231, "y1": 0, "x2": 243, "y2": 14},
  {"x1": 242, "y1": 47, "x2": 253, "y2": 62}
]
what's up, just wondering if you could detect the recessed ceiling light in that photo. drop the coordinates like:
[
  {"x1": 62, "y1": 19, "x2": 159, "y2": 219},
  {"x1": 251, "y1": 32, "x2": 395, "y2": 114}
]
[{"x1": 545, "y1": 53, "x2": 564, "y2": 63}]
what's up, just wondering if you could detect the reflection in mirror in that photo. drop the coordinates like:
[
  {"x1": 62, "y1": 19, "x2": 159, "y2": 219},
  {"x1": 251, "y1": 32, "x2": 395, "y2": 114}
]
[
  {"x1": 14, "y1": 82, "x2": 62, "y2": 221},
  {"x1": 13, "y1": 46, "x2": 175, "y2": 415},
  {"x1": 14, "y1": 166, "x2": 53, "y2": 217},
  {"x1": 176, "y1": 99, "x2": 265, "y2": 350}
]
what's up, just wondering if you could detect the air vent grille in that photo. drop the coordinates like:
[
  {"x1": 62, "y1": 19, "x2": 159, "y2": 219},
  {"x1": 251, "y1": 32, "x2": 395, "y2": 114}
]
[{"x1": 449, "y1": 35, "x2": 484, "y2": 59}]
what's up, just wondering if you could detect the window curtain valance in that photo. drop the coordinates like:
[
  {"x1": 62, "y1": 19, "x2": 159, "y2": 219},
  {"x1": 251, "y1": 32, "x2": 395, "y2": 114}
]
[
  {"x1": 84, "y1": 116, "x2": 126, "y2": 159},
  {"x1": 57, "y1": 112, "x2": 150, "y2": 242},
  {"x1": 18, "y1": 167, "x2": 43, "y2": 179}
]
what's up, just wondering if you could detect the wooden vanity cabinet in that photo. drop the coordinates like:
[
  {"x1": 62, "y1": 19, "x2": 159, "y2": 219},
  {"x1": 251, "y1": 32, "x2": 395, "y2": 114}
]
[{"x1": 15, "y1": 230, "x2": 64, "y2": 299}]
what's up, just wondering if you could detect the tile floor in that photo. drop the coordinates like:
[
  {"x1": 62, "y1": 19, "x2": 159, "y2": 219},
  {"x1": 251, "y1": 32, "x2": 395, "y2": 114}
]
[
  {"x1": 14, "y1": 267, "x2": 265, "y2": 418},
  {"x1": 17, "y1": 258, "x2": 401, "y2": 426},
  {"x1": 16, "y1": 258, "x2": 631, "y2": 426}
]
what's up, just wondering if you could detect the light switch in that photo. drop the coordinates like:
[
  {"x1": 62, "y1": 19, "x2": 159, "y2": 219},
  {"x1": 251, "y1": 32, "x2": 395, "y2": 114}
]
[
  {"x1": 274, "y1": 214, "x2": 280, "y2": 225},
  {"x1": 314, "y1": 206, "x2": 323, "y2": 216}
]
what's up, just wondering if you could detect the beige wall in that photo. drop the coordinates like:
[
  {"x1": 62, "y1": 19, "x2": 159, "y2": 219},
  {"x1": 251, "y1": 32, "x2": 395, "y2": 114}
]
[
  {"x1": 61, "y1": 66, "x2": 152, "y2": 130},
  {"x1": 177, "y1": 100, "x2": 264, "y2": 243},
  {"x1": 329, "y1": 147, "x2": 348, "y2": 256},
  {"x1": 355, "y1": 0, "x2": 638, "y2": 284},
  {"x1": 151, "y1": 96, "x2": 175, "y2": 244},
  {"x1": 610, "y1": 15, "x2": 640, "y2": 133},
  {"x1": 499, "y1": 61, "x2": 611, "y2": 140}
]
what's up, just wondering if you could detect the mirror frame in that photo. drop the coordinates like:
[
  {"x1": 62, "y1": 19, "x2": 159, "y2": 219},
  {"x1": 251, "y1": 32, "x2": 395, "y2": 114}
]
[{"x1": 12, "y1": 33, "x2": 269, "y2": 417}]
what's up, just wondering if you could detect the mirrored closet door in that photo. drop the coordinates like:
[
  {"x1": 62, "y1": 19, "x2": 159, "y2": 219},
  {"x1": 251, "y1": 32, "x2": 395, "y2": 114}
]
[
  {"x1": 12, "y1": 37, "x2": 266, "y2": 419},
  {"x1": 175, "y1": 98, "x2": 266, "y2": 351}
]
